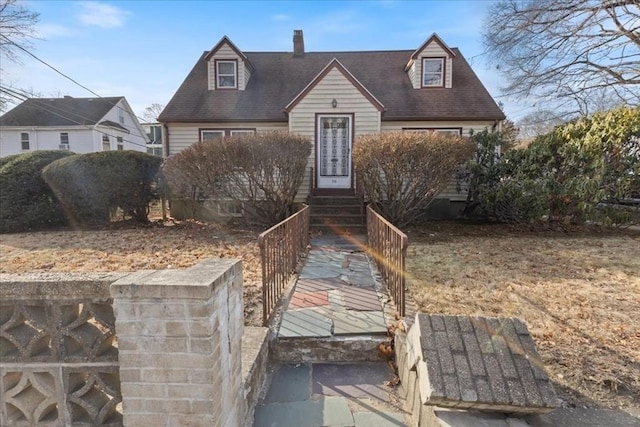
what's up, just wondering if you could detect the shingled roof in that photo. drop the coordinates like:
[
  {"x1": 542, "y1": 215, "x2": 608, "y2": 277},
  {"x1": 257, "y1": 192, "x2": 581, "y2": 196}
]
[
  {"x1": 0, "y1": 97, "x2": 124, "y2": 127},
  {"x1": 159, "y1": 48, "x2": 505, "y2": 123}
]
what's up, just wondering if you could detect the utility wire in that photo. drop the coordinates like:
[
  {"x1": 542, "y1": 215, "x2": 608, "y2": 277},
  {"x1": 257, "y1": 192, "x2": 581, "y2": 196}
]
[{"x1": 0, "y1": 34, "x2": 156, "y2": 125}]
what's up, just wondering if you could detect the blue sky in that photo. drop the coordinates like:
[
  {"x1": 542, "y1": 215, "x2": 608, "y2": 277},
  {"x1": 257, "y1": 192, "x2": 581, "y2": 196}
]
[{"x1": 5, "y1": 0, "x2": 529, "y2": 120}]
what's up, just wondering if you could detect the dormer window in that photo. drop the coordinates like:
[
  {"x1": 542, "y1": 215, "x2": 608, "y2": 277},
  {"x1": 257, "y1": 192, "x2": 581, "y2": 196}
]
[
  {"x1": 216, "y1": 60, "x2": 237, "y2": 89},
  {"x1": 422, "y1": 58, "x2": 444, "y2": 87}
]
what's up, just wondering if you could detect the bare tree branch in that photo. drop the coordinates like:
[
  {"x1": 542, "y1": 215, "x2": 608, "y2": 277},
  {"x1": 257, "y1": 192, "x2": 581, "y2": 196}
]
[
  {"x1": 0, "y1": 0, "x2": 39, "y2": 63},
  {"x1": 484, "y1": 0, "x2": 640, "y2": 113}
]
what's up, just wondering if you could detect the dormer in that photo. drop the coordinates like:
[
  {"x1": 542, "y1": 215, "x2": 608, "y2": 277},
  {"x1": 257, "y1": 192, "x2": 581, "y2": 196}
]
[
  {"x1": 204, "y1": 36, "x2": 254, "y2": 91},
  {"x1": 405, "y1": 33, "x2": 456, "y2": 89}
]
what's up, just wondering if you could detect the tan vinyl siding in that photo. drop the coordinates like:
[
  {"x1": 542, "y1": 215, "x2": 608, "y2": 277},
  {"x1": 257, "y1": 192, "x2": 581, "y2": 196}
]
[
  {"x1": 207, "y1": 43, "x2": 249, "y2": 90},
  {"x1": 165, "y1": 122, "x2": 287, "y2": 155},
  {"x1": 414, "y1": 42, "x2": 453, "y2": 88},
  {"x1": 288, "y1": 67, "x2": 381, "y2": 201},
  {"x1": 382, "y1": 120, "x2": 496, "y2": 201},
  {"x1": 407, "y1": 62, "x2": 416, "y2": 88}
]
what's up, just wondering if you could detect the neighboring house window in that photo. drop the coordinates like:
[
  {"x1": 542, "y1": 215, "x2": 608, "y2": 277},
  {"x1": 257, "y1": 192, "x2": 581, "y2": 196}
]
[
  {"x1": 147, "y1": 146, "x2": 163, "y2": 157},
  {"x1": 118, "y1": 109, "x2": 125, "y2": 124},
  {"x1": 422, "y1": 58, "x2": 444, "y2": 87},
  {"x1": 216, "y1": 60, "x2": 237, "y2": 89},
  {"x1": 117, "y1": 136, "x2": 124, "y2": 151},
  {"x1": 21, "y1": 133, "x2": 29, "y2": 150},
  {"x1": 200, "y1": 129, "x2": 255, "y2": 141},
  {"x1": 102, "y1": 135, "x2": 110, "y2": 151},
  {"x1": 59, "y1": 133, "x2": 69, "y2": 150}
]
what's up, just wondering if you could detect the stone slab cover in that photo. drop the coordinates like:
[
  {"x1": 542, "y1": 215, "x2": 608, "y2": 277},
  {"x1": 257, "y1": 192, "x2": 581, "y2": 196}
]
[{"x1": 410, "y1": 314, "x2": 560, "y2": 414}]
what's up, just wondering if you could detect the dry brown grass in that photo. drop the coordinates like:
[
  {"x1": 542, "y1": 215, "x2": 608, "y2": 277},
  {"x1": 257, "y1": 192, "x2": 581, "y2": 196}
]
[
  {"x1": 0, "y1": 219, "x2": 264, "y2": 326},
  {"x1": 405, "y1": 221, "x2": 640, "y2": 414}
]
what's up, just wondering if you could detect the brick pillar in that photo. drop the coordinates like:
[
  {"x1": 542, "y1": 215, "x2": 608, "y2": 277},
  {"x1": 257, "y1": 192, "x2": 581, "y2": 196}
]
[{"x1": 110, "y1": 259, "x2": 244, "y2": 427}]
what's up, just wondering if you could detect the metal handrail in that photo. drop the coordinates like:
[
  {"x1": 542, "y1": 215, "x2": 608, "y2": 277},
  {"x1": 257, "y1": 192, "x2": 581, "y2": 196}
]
[{"x1": 366, "y1": 205, "x2": 408, "y2": 317}]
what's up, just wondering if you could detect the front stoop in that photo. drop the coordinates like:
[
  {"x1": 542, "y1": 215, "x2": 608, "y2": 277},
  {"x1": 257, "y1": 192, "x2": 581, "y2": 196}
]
[
  {"x1": 309, "y1": 195, "x2": 366, "y2": 233},
  {"x1": 396, "y1": 313, "x2": 560, "y2": 427}
]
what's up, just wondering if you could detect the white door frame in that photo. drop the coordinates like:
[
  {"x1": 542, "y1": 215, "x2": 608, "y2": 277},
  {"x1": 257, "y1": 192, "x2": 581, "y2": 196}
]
[{"x1": 316, "y1": 114, "x2": 353, "y2": 189}]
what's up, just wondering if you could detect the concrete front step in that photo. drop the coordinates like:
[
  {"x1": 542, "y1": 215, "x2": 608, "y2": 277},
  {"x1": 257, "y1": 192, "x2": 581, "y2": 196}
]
[
  {"x1": 308, "y1": 195, "x2": 362, "y2": 206},
  {"x1": 271, "y1": 334, "x2": 390, "y2": 363},
  {"x1": 310, "y1": 205, "x2": 364, "y2": 215},
  {"x1": 311, "y1": 224, "x2": 367, "y2": 233}
]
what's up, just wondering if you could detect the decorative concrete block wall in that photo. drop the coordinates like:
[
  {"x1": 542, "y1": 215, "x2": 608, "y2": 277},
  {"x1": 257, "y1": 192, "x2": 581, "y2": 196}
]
[
  {"x1": 110, "y1": 259, "x2": 244, "y2": 427},
  {"x1": 0, "y1": 272, "x2": 126, "y2": 426}
]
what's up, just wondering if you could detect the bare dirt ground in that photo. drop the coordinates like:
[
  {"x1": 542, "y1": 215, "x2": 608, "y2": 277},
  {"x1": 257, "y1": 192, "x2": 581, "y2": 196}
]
[
  {"x1": 404, "y1": 221, "x2": 640, "y2": 414},
  {"x1": 0, "y1": 219, "x2": 265, "y2": 326}
]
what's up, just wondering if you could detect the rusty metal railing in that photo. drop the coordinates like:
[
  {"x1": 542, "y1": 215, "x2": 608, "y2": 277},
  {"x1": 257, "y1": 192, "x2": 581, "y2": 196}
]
[
  {"x1": 366, "y1": 205, "x2": 408, "y2": 317},
  {"x1": 258, "y1": 205, "x2": 310, "y2": 326}
]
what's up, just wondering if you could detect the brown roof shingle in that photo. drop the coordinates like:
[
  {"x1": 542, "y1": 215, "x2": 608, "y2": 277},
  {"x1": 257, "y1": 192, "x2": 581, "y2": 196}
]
[{"x1": 159, "y1": 49, "x2": 505, "y2": 123}]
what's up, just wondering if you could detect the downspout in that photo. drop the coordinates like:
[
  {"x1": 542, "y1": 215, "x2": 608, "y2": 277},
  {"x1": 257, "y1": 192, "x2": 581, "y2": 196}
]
[{"x1": 163, "y1": 123, "x2": 169, "y2": 158}]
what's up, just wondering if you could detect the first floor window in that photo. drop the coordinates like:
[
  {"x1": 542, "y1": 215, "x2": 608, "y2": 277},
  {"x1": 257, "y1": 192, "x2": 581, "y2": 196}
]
[
  {"x1": 403, "y1": 128, "x2": 461, "y2": 136},
  {"x1": 117, "y1": 136, "x2": 124, "y2": 150},
  {"x1": 102, "y1": 135, "x2": 110, "y2": 151},
  {"x1": 422, "y1": 58, "x2": 444, "y2": 87},
  {"x1": 21, "y1": 132, "x2": 29, "y2": 150},
  {"x1": 200, "y1": 129, "x2": 256, "y2": 141},
  {"x1": 60, "y1": 133, "x2": 69, "y2": 150}
]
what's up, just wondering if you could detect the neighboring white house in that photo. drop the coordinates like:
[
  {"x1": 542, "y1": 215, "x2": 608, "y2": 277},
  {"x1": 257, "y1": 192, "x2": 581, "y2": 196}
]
[{"x1": 0, "y1": 96, "x2": 149, "y2": 157}]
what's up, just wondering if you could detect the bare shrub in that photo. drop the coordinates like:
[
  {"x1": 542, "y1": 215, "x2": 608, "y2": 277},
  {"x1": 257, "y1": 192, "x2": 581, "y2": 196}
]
[
  {"x1": 354, "y1": 131, "x2": 475, "y2": 226},
  {"x1": 162, "y1": 131, "x2": 311, "y2": 226}
]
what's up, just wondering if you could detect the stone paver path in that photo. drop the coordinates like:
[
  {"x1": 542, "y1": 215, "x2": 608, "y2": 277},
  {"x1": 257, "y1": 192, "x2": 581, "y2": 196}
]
[
  {"x1": 278, "y1": 234, "x2": 391, "y2": 338},
  {"x1": 254, "y1": 363, "x2": 408, "y2": 427}
]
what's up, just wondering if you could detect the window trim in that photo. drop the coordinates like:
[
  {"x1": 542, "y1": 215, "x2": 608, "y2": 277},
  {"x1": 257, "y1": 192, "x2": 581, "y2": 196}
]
[
  {"x1": 60, "y1": 132, "x2": 69, "y2": 145},
  {"x1": 199, "y1": 128, "x2": 256, "y2": 141},
  {"x1": 116, "y1": 136, "x2": 124, "y2": 151},
  {"x1": 421, "y1": 57, "x2": 445, "y2": 88},
  {"x1": 402, "y1": 127, "x2": 462, "y2": 136},
  {"x1": 102, "y1": 134, "x2": 110, "y2": 151},
  {"x1": 118, "y1": 109, "x2": 125, "y2": 124},
  {"x1": 21, "y1": 132, "x2": 29, "y2": 151},
  {"x1": 215, "y1": 59, "x2": 238, "y2": 89}
]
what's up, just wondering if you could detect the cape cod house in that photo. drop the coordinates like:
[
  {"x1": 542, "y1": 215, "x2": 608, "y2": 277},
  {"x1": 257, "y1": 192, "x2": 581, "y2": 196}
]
[
  {"x1": 0, "y1": 96, "x2": 148, "y2": 157},
  {"x1": 159, "y1": 30, "x2": 505, "y2": 220}
]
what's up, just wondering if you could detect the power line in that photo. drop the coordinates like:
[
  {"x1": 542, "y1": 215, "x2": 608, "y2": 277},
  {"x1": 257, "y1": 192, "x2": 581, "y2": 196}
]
[
  {"x1": 1, "y1": 86, "x2": 150, "y2": 150},
  {"x1": 0, "y1": 33, "x2": 153, "y2": 125}
]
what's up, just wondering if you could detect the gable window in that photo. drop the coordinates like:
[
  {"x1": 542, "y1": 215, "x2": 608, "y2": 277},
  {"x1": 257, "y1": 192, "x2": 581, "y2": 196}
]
[
  {"x1": 102, "y1": 135, "x2": 110, "y2": 151},
  {"x1": 216, "y1": 60, "x2": 237, "y2": 89},
  {"x1": 422, "y1": 58, "x2": 444, "y2": 87},
  {"x1": 118, "y1": 109, "x2": 125, "y2": 124},
  {"x1": 21, "y1": 133, "x2": 29, "y2": 150},
  {"x1": 117, "y1": 136, "x2": 124, "y2": 150},
  {"x1": 59, "y1": 133, "x2": 69, "y2": 150}
]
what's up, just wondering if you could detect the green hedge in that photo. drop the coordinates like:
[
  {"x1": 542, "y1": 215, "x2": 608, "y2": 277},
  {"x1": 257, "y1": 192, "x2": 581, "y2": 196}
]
[
  {"x1": 43, "y1": 150, "x2": 162, "y2": 226},
  {"x1": 0, "y1": 150, "x2": 75, "y2": 233}
]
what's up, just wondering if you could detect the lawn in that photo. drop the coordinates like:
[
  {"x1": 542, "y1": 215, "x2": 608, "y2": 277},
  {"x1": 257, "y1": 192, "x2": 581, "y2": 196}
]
[
  {"x1": 404, "y1": 221, "x2": 640, "y2": 415},
  {"x1": 1, "y1": 218, "x2": 638, "y2": 413}
]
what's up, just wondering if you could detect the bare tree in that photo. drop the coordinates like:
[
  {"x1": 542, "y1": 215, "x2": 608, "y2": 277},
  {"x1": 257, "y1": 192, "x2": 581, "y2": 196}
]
[
  {"x1": 0, "y1": 0, "x2": 39, "y2": 112},
  {"x1": 517, "y1": 110, "x2": 567, "y2": 140},
  {"x1": 0, "y1": 0, "x2": 39, "y2": 63},
  {"x1": 143, "y1": 103, "x2": 165, "y2": 122},
  {"x1": 484, "y1": 0, "x2": 640, "y2": 115}
]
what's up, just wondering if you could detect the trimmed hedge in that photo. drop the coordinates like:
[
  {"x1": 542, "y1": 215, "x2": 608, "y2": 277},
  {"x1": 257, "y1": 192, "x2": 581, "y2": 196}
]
[
  {"x1": 0, "y1": 150, "x2": 75, "y2": 233},
  {"x1": 43, "y1": 150, "x2": 162, "y2": 226}
]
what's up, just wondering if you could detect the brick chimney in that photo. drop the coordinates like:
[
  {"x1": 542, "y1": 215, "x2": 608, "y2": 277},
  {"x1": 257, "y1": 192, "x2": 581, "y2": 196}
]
[{"x1": 293, "y1": 29, "x2": 304, "y2": 57}]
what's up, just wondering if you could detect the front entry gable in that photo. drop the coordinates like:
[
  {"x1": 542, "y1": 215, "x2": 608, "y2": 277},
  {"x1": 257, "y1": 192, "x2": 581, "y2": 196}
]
[{"x1": 284, "y1": 58, "x2": 385, "y2": 113}]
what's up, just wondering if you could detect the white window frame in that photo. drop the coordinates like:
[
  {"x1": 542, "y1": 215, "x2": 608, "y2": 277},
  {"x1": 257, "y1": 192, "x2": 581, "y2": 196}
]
[
  {"x1": 422, "y1": 58, "x2": 444, "y2": 87},
  {"x1": 403, "y1": 128, "x2": 461, "y2": 136},
  {"x1": 201, "y1": 130, "x2": 225, "y2": 141},
  {"x1": 21, "y1": 132, "x2": 29, "y2": 151},
  {"x1": 118, "y1": 109, "x2": 125, "y2": 124},
  {"x1": 116, "y1": 136, "x2": 124, "y2": 151},
  {"x1": 216, "y1": 60, "x2": 237, "y2": 89},
  {"x1": 102, "y1": 134, "x2": 110, "y2": 151},
  {"x1": 230, "y1": 130, "x2": 255, "y2": 136}
]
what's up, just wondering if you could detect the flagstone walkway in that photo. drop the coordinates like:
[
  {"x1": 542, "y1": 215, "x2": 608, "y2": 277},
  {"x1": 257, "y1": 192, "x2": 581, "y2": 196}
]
[{"x1": 278, "y1": 234, "x2": 392, "y2": 338}]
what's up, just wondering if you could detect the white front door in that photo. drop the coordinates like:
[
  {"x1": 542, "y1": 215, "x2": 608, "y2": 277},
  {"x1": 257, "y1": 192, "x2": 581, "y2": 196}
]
[{"x1": 317, "y1": 115, "x2": 352, "y2": 189}]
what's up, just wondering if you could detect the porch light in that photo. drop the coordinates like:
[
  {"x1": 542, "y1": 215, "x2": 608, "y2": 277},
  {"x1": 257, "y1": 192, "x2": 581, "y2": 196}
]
[{"x1": 331, "y1": 98, "x2": 337, "y2": 108}]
